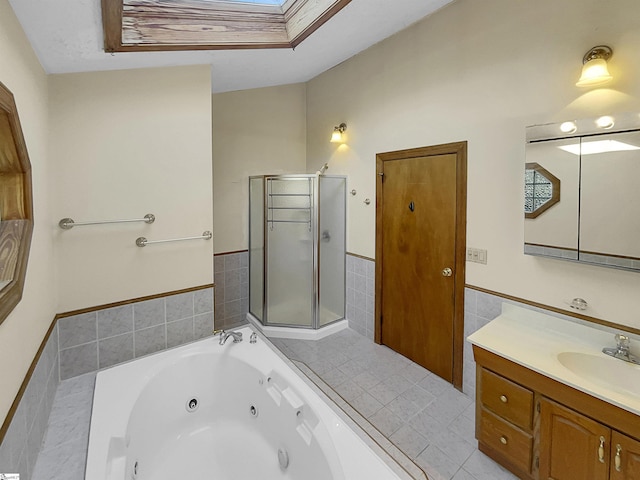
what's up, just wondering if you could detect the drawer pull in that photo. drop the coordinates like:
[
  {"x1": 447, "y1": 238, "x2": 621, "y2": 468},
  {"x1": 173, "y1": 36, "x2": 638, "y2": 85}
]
[
  {"x1": 598, "y1": 436, "x2": 605, "y2": 463},
  {"x1": 615, "y1": 444, "x2": 622, "y2": 472},
  {"x1": 499, "y1": 395, "x2": 508, "y2": 403},
  {"x1": 500, "y1": 436, "x2": 508, "y2": 445}
]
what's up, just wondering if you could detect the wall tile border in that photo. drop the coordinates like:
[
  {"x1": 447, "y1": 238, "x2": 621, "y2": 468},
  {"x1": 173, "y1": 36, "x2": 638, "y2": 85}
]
[
  {"x1": 57, "y1": 286, "x2": 214, "y2": 381},
  {"x1": 0, "y1": 284, "x2": 214, "y2": 480}
]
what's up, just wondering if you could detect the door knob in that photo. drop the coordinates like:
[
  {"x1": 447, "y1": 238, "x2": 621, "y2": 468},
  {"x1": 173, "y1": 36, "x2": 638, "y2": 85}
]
[{"x1": 442, "y1": 267, "x2": 452, "y2": 277}]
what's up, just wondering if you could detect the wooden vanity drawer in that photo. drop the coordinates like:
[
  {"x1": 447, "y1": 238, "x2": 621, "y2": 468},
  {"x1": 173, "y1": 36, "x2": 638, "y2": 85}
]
[
  {"x1": 481, "y1": 368, "x2": 533, "y2": 430},
  {"x1": 479, "y1": 408, "x2": 533, "y2": 474}
]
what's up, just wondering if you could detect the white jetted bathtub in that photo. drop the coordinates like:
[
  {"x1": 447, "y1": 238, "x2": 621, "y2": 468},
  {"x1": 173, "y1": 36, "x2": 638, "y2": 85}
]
[{"x1": 86, "y1": 327, "x2": 408, "y2": 480}]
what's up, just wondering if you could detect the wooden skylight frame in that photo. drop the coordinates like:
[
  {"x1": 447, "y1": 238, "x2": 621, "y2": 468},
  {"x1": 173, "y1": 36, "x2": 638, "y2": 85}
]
[{"x1": 102, "y1": 0, "x2": 352, "y2": 52}]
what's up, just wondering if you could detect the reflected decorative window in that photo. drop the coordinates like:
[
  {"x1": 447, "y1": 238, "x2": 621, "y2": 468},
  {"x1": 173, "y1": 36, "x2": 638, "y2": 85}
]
[{"x1": 524, "y1": 163, "x2": 560, "y2": 219}]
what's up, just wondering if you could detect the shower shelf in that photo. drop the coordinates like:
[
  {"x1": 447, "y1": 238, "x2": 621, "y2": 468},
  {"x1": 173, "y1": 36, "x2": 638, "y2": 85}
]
[{"x1": 266, "y1": 178, "x2": 313, "y2": 231}]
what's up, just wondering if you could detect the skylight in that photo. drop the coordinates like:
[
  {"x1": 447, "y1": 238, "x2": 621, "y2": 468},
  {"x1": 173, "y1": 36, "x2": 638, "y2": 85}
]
[{"x1": 103, "y1": 0, "x2": 351, "y2": 52}]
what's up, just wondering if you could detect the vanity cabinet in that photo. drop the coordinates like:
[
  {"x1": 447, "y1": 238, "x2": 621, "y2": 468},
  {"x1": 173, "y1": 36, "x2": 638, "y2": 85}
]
[
  {"x1": 473, "y1": 346, "x2": 640, "y2": 480},
  {"x1": 477, "y1": 368, "x2": 535, "y2": 478},
  {"x1": 610, "y1": 431, "x2": 640, "y2": 480},
  {"x1": 538, "y1": 397, "x2": 610, "y2": 479},
  {"x1": 539, "y1": 398, "x2": 640, "y2": 480}
]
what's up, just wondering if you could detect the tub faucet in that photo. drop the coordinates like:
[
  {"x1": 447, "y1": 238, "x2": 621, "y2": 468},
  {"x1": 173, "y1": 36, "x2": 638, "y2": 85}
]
[
  {"x1": 218, "y1": 330, "x2": 243, "y2": 345},
  {"x1": 602, "y1": 334, "x2": 640, "y2": 365}
]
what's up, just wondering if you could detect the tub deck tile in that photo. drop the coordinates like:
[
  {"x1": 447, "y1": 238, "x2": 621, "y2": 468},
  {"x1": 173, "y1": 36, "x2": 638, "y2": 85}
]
[{"x1": 32, "y1": 374, "x2": 95, "y2": 480}]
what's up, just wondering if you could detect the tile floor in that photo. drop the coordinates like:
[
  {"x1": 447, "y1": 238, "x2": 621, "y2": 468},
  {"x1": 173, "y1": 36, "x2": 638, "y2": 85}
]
[
  {"x1": 32, "y1": 326, "x2": 517, "y2": 480},
  {"x1": 272, "y1": 329, "x2": 518, "y2": 480}
]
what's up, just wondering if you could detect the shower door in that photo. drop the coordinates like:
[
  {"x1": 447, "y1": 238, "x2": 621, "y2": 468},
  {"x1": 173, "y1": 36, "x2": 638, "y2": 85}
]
[
  {"x1": 249, "y1": 177, "x2": 265, "y2": 322},
  {"x1": 265, "y1": 176, "x2": 316, "y2": 327},
  {"x1": 318, "y1": 176, "x2": 346, "y2": 326}
]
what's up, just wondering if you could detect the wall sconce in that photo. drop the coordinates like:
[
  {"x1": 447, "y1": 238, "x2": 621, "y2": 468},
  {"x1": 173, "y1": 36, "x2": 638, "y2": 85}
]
[
  {"x1": 576, "y1": 45, "x2": 613, "y2": 87},
  {"x1": 331, "y1": 123, "x2": 347, "y2": 143}
]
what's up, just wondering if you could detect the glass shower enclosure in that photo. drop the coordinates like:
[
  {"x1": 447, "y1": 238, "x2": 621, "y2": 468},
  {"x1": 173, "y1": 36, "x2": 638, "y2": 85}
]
[{"x1": 249, "y1": 174, "x2": 346, "y2": 329}]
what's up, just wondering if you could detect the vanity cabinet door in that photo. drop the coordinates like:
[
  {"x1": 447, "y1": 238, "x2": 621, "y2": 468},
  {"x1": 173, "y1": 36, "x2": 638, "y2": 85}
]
[
  {"x1": 539, "y1": 397, "x2": 610, "y2": 480},
  {"x1": 610, "y1": 431, "x2": 640, "y2": 480}
]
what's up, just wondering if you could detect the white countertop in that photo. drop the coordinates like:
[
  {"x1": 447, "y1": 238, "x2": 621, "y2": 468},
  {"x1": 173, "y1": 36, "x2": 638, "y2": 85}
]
[{"x1": 467, "y1": 304, "x2": 640, "y2": 416}]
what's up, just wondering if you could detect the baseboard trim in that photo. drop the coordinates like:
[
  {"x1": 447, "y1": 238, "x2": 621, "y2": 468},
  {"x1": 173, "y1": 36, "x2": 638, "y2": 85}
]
[
  {"x1": 214, "y1": 249, "x2": 248, "y2": 256},
  {"x1": 56, "y1": 284, "x2": 214, "y2": 319},
  {"x1": 346, "y1": 252, "x2": 375, "y2": 262}
]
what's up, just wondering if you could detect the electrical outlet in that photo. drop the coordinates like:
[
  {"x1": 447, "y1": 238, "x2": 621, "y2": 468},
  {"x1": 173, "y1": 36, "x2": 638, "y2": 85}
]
[{"x1": 466, "y1": 247, "x2": 488, "y2": 265}]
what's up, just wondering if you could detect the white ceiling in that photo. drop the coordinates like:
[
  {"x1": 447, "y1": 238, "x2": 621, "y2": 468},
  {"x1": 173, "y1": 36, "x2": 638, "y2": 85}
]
[{"x1": 8, "y1": 0, "x2": 454, "y2": 93}]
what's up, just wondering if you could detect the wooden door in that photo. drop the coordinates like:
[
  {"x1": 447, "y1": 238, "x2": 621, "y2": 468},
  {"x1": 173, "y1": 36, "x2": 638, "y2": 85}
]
[
  {"x1": 375, "y1": 142, "x2": 466, "y2": 386},
  {"x1": 538, "y1": 397, "x2": 610, "y2": 480},
  {"x1": 611, "y1": 431, "x2": 640, "y2": 480}
]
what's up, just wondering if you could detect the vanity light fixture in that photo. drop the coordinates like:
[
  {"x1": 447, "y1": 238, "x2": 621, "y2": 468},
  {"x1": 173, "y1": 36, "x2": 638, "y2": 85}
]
[
  {"x1": 596, "y1": 115, "x2": 615, "y2": 129},
  {"x1": 330, "y1": 123, "x2": 347, "y2": 143},
  {"x1": 576, "y1": 45, "x2": 613, "y2": 87},
  {"x1": 560, "y1": 121, "x2": 577, "y2": 134}
]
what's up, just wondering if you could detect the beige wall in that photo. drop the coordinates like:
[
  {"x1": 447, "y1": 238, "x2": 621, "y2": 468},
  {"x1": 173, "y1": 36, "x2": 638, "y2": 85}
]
[
  {"x1": 0, "y1": 0, "x2": 57, "y2": 423},
  {"x1": 305, "y1": 0, "x2": 640, "y2": 328},
  {"x1": 212, "y1": 83, "x2": 307, "y2": 253},
  {"x1": 50, "y1": 66, "x2": 213, "y2": 312}
]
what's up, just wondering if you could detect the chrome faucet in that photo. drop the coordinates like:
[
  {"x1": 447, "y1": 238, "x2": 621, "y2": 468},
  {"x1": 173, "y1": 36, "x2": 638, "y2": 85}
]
[
  {"x1": 218, "y1": 329, "x2": 243, "y2": 345},
  {"x1": 602, "y1": 334, "x2": 640, "y2": 365}
]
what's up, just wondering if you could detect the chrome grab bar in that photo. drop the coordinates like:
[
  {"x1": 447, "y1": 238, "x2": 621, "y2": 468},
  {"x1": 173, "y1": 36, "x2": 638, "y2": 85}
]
[
  {"x1": 136, "y1": 231, "x2": 212, "y2": 247},
  {"x1": 59, "y1": 214, "x2": 155, "y2": 230}
]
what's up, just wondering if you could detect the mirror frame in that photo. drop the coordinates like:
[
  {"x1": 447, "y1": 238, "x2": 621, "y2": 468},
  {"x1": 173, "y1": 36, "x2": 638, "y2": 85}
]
[{"x1": 0, "y1": 81, "x2": 34, "y2": 325}]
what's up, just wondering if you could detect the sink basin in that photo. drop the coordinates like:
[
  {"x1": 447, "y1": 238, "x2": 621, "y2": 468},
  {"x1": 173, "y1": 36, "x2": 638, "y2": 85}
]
[{"x1": 557, "y1": 352, "x2": 640, "y2": 398}]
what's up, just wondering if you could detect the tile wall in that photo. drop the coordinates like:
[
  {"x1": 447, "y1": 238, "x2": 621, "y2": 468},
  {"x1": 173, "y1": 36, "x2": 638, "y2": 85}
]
[
  {"x1": 0, "y1": 325, "x2": 59, "y2": 479},
  {"x1": 58, "y1": 288, "x2": 214, "y2": 380},
  {"x1": 0, "y1": 287, "x2": 213, "y2": 479},
  {"x1": 346, "y1": 254, "x2": 376, "y2": 340},
  {"x1": 213, "y1": 251, "x2": 249, "y2": 330},
  {"x1": 462, "y1": 288, "x2": 504, "y2": 397},
  {"x1": 344, "y1": 253, "x2": 578, "y2": 397}
]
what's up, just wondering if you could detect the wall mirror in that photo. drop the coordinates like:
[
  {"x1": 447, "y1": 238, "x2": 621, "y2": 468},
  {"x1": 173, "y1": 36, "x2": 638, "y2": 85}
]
[
  {"x1": 524, "y1": 112, "x2": 640, "y2": 271},
  {"x1": 0, "y1": 81, "x2": 34, "y2": 325}
]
